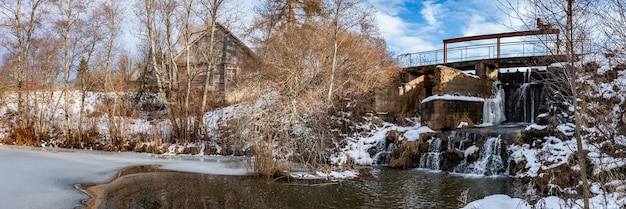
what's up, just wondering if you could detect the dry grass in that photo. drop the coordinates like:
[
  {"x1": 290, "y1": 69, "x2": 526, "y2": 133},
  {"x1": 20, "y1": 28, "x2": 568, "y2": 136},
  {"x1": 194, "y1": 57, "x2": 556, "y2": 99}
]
[{"x1": 457, "y1": 189, "x2": 470, "y2": 208}]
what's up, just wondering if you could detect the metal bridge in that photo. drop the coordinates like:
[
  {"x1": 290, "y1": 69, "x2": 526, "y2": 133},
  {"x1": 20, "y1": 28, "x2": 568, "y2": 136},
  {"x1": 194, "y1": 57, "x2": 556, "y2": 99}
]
[{"x1": 399, "y1": 19, "x2": 568, "y2": 75}]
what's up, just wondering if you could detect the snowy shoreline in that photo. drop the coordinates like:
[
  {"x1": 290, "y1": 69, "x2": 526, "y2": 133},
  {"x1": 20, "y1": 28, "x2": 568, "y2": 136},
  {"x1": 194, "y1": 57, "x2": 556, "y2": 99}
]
[{"x1": 0, "y1": 145, "x2": 249, "y2": 209}]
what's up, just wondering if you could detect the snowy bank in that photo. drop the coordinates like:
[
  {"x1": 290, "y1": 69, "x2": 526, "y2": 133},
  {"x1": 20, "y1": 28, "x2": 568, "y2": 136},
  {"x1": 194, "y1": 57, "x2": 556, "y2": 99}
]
[
  {"x1": 463, "y1": 193, "x2": 625, "y2": 209},
  {"x1": 331, "y1": 117, "x2": 432, "y2": 166}
]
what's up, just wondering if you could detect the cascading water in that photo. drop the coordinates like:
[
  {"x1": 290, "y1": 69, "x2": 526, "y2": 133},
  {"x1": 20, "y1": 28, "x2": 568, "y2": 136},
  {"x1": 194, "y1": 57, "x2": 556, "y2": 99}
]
[
  {"x1": 516, "y1": 83, "x2": 530, "y2": 123},
  {"x1": 513, "y1": 83, "x2": 539, "y2": 123},
  {"x1": 419, "y1": 138, "x2": 442, "y2": 170},
  {"x1": 412, "y1": 131, "x2": 510, "y2": 175},
  {"x1": 482, "y1": 81, "x2": 506, "y2": 125},
  {"x1": 373, "y1": 141, "x2": 395, "y2": 165},
  {"x1": 453, "y1": 137, "x2": 507, "y2": 175}
]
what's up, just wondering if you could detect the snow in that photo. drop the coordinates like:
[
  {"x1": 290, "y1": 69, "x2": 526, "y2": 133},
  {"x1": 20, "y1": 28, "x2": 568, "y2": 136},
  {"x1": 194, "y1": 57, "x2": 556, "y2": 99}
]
[
  {"x1": 464, "y1": 194, "x2": 626, "y2": 209},
  {"x1": 0, "y1": 145, "x2": 248, "y2": 209},
  {"x1": 525, "y1": 124, "x2": 547, "y2": 131},
  {"x1": 464, "y1": 145, "x2": 480, "y2": 158},
  {"x1": 462, "y1": 194, "x2": 530, "y2": 209},
  {"x1": 421, "y1": 94, "x2": 485, "y2": 103},
  {"x1": 403, "y1": 126, "x2": 435, "y2": 142},
  {"x1": 557, "y1": 123, "x2": 575, "y2": 136},
  {"x1": 331, "y1": 117, "x2": 428, "y2": 165},
  {"x1": 463, "y1": 71, "x2": 481, "y2": 79},
  {"x1": 509, "y1": 136, "x2": 576, "y2": 178}
]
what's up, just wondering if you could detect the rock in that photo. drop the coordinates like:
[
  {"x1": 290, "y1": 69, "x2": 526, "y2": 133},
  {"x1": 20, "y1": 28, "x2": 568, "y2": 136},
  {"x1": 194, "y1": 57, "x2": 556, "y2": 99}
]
[
  {"x1": 443, "y1": 149, "x2": 464, "y2": 162},
  {"x1": 388, "y1": 140, "x2": 423, "y2": 169}
]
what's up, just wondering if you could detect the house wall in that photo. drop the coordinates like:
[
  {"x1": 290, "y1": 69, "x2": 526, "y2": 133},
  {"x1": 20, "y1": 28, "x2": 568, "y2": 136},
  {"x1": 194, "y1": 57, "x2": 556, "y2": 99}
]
[{"x1": 175, "y1": 24, "x2": 256, "y2": 93}]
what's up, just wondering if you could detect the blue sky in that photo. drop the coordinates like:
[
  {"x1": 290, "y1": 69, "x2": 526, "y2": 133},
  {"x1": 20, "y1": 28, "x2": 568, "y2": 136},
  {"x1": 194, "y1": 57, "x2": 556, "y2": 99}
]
[
  {"x1": 370, "y1": 0, "x2": 527, "y2": 55},
  {"x1": 1, "y1": 0, "x2": 529, "y2": 64}
]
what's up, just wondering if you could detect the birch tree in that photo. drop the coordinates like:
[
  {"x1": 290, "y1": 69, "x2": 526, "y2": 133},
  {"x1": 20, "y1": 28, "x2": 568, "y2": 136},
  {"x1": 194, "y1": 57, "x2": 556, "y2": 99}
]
[
  {"x1": 0, "y1": 0, "x2": 48, "y2": 145},
  {"x1": 198, "y1": 0, "x2": 227, "y2": 112},
  {"x1": 326, "y1": 0, "x2": 370, "y2": 103},
  {"x1": 52, "y1": 0, "x2": 88, "y2": 147},
  {"x1": 136, "y1": 0, "x2": 177, "y2": 141}
]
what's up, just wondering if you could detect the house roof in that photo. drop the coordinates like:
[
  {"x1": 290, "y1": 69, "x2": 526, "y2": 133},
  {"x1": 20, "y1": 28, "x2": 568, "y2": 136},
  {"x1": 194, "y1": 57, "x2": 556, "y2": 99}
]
[{"x1": 173, "y1": 22, "x2": 258, "y2": 62}]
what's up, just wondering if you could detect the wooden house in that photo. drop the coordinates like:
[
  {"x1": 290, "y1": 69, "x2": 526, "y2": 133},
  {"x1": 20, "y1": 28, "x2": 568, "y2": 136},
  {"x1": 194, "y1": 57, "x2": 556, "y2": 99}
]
[
  {"x1": 131, "y1": 23, "x2": 257, "y2": 95},
  {"x1": 173, "y1": 23, "x2": 257, "y2": 93}
]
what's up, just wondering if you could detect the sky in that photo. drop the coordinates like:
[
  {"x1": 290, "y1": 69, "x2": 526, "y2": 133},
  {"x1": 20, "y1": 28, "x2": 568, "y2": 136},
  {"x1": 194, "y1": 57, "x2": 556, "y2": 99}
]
[
  {"x1": 0, "y1": 0, "x2": 529, "y2": 65},
  {"x1": 369, "y1": 0, "x2": 526, "y2": 55}
]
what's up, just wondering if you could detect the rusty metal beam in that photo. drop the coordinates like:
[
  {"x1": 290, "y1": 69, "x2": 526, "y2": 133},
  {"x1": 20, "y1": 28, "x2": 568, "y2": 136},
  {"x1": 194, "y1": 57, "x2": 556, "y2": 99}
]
[
  {"x1": 443, "y1": 29, "x2": 560, "y2": 44},
  {"x1": 442, "y1": 28, "x2": 560, "y2": 63}
]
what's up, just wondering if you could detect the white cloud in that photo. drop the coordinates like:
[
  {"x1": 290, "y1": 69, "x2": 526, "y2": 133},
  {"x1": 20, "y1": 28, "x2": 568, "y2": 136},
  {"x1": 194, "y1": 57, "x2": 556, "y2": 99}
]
[
  {"x1": 462, "y1": 14, "x2": 510, "y2": 37},
  {"x1": 370, "y1": 0, "x2": 440, "y2": 55},
  {"x1": 375, "y1": 12, "x2": 407, "y2": 38},
  {"x1": 420, "y1": 0, "x2": 443, "y2": 27},
  {"x1": 368, "y1": 0, "x2": 409, "y2": 15},
  {"x1": 374, "y1": 10, "x2": 438, "y2": 54}
]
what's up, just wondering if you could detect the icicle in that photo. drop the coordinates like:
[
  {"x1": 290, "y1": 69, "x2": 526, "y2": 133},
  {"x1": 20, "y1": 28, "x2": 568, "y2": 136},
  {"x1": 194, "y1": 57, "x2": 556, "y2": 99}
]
[
  {"x1": 515, "y1": 83, "x2": 531, "y2": 123},
  {"x1": 482, "y1": 81, "x2": 506, "y2": 125}
]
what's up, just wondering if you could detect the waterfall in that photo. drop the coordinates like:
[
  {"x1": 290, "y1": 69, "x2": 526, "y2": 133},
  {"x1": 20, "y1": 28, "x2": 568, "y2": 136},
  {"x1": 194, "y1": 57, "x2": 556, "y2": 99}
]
[
  {"x1": 419, "y1": 138, "x2": 442, "y2": 170},
  {"x1": 454, "y1": 137, "x2": 507, "y2": 175},
  {"x1": 512, "y1": 83, "x2": 540, "y2": 123},
  {"x1": 482, "y1": 82, "x2": 506, "y2": 125},
  {"x1": 516, "y1": 83, "x2": 530, "y2": 122},
  {"x1": 373, "y1": 141, "x2": 395, "y2": 165}
]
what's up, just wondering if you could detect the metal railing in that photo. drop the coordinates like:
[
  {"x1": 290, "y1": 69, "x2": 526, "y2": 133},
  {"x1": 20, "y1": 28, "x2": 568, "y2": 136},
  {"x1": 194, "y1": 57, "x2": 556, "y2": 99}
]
[{"x1": 398, "y1": 39, "x2": 560, "y2": 67}]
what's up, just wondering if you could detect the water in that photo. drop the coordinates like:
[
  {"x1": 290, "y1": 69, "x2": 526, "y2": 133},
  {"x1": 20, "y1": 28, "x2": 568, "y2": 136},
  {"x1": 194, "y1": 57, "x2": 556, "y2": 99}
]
[
  {"x1": 510, "y1": 83, "x2": 541, "y2": 123},
  {"x1": 81, "y1": 167, "x2": 522, "y2": 209},
  {"x1": 454, "y1": 137, "x2": 507, "y2": 175},
  {"x1": 372, "y1": 141, "x2": 394, "y2": 165},
  {"x1": 419, "y1": 138, "x2": 443, "y2": 170},
  {"x1": 415, "y1": 131, "x2": 514, "y2": 175}
]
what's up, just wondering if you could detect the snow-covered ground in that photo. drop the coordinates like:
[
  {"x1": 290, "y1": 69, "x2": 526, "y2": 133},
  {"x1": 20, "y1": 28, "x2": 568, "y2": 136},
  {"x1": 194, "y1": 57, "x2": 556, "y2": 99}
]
[
  {"x1": 331, "y1": 117, "x2": 433, "y2": 166},
  {"x1": 0, "y1": 145, "x2": 248, "y2": 209},
  {"x1": 463, "y1": 193, "x2": 625, "y2": 209}
]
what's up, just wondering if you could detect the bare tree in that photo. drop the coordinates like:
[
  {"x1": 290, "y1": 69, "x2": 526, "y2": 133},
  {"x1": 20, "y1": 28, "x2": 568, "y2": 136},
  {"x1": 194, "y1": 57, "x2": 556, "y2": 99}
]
[
  {"x1": 326, "y1": 0, "x2": 371, "y2": 103},
  {"x1": 246, "y1": 0, "x2": 398, "y2": 174},
  {"x1": 52, "y1": 0, "x2": 89, "y2": 147},
  {"x1": 502, "y1": 0, "x2": 610, "y2": 208},
  {"x1": 198, "y1": 0, "x2": 227, "y2": 112},
  {"x1": 96, "y1": 0, "x2": 125, "y2": 147},
  {"x1": 0, "y1": 0, "x2": 49, "y2": 145}
]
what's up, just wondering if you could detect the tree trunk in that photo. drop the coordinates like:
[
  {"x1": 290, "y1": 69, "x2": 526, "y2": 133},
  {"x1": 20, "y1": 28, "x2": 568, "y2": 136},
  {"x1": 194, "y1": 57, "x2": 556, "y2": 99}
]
[
  {"x1": 327, "y1": 0, "x2": 341, "y2": 103},
  {"x1": 200, "y1": 17, "x2": 218, "y2": 112},
  {"x1": 566, "y1": 0, "x2": 590, "y2": 208}
]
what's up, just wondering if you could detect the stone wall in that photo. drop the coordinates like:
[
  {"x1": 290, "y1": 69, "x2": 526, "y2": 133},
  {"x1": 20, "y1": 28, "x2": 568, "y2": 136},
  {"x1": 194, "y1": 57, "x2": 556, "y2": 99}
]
[
  {"x1": 433, "y1": 65, "x2": 492, "y2": 98},
  {"x1": 417, "y1": 65, "x2": 496, "y2": 130},
  {"x1": 375, "y1": 87, "x2": 402, "y2": 113},
  {"x1": 421, "y1": 100, "x2": 484, "y2": 130}
]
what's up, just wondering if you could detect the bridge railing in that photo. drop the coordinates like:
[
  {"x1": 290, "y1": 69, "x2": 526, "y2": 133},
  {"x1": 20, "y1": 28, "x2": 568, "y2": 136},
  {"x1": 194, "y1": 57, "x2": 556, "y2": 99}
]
[{"x1": 398, "y1": 39, "x2": 560, "y2": 67}]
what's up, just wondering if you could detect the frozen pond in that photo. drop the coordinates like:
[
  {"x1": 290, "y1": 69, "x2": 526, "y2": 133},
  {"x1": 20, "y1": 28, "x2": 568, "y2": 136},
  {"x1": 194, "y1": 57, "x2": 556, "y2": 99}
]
[
  {"x1": 82, "y1": 167, "x2": 522, "y2": 209},
  {"x1": 0, "y1": 145, "x2": 247, "y2": 209}
]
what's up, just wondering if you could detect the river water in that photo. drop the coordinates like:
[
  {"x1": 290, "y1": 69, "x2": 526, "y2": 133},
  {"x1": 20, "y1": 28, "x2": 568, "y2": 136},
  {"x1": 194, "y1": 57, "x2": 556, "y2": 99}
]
[{"x1": 82, "y1": 166, "x2": 523, "y2": 209}]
